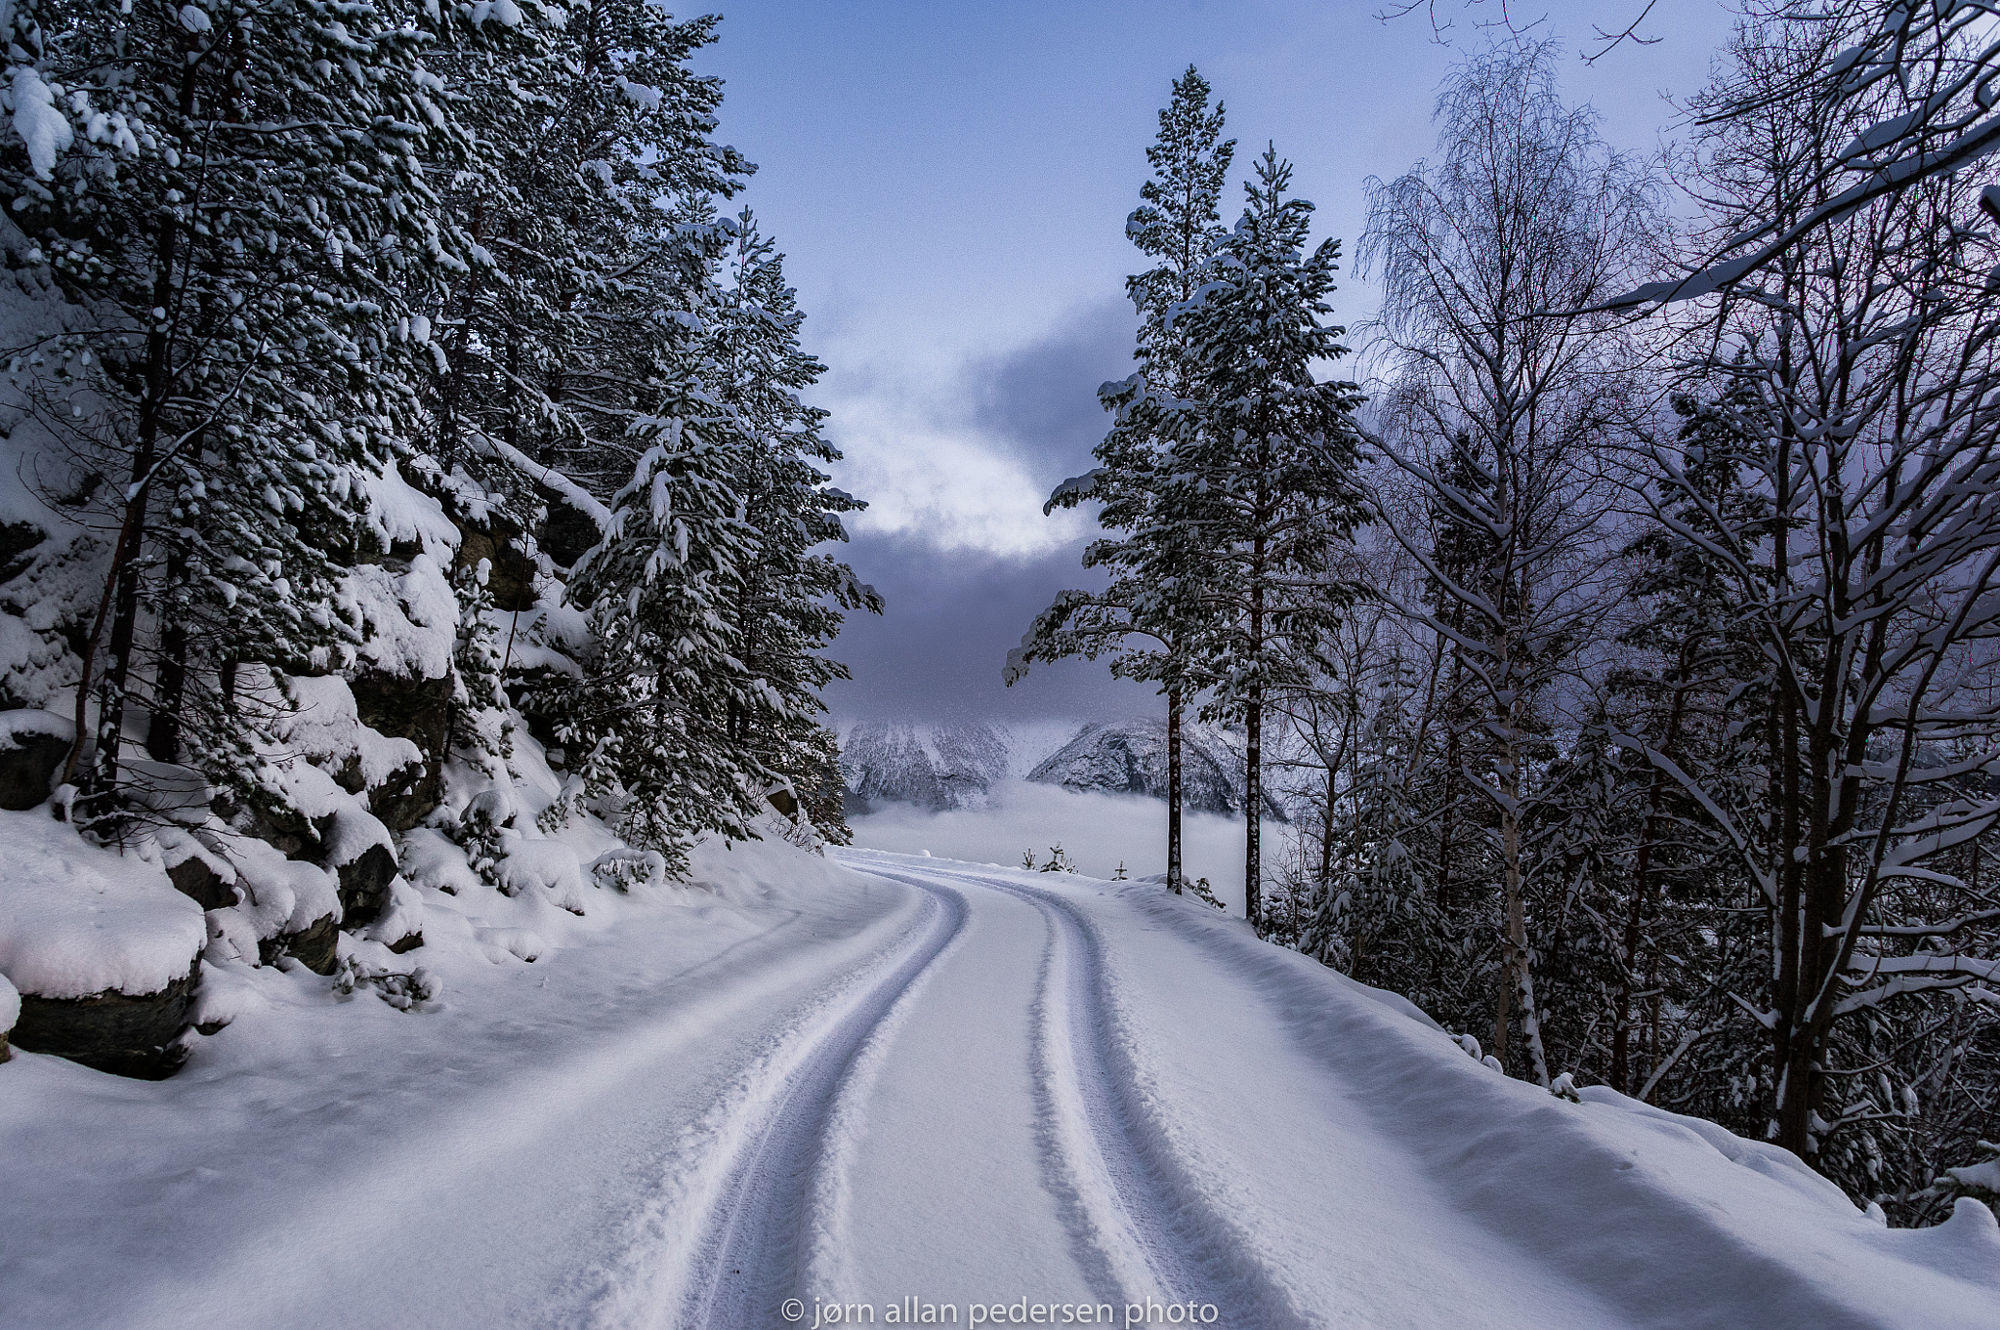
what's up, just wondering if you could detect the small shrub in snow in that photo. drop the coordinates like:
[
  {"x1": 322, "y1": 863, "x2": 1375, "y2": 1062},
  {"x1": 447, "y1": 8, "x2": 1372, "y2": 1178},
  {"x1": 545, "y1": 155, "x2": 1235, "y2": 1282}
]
[
  {"x1": 330, "y1": 955, "x2": 441, "y2": 1012},
  {"x1": 591, "y1": 848, "x2": 667, "y2": 893},
  {"x1": 1918, "y1": 1141, "x2": 2000, "y2": 1223},
  {"x1": 1186, "y1": 875, "x2": 1225, "y2": 911}
]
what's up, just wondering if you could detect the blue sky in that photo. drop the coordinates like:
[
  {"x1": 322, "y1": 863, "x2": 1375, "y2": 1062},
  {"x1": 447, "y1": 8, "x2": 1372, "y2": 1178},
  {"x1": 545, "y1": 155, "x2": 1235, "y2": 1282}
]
[{"x1": 693, "y1": 0, "x2": 1739, "y2": 722}]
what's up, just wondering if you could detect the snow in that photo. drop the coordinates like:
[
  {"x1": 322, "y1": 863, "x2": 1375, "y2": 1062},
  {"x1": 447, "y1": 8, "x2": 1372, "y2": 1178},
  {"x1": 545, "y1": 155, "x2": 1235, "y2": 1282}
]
[
  {"x1": 848, "y1": 778, "x2": 1268, "y2": 915},
  {"x1": 273, "y1": 671, "x2": 424, "y2": 789},
  {"x1": 0, "y1": 809, "x2": 204, "y2": 998},
  {"x1": 9, "y1": 67, "x2": 73, "y2": 180},
  {"x1": 343, "y1": 554, "x2": 456, "y2": 681},
  {"x1": 0, "y1": 970, "x2": 17, "y2": 1032},
  {"x1": 361, "y1": 457, "x2": 460, "y2": 563},
  {"x1": 210, "y1": 835, "x2": 341, "y2": 946},
  {"x1": 1, "y1": 843, "x2": 1995, "y2": 1328},
  {"x1": 493, "y1": 832, "x2": 590, "y2": 914},
  {"x1": 0, "y1": 705, "x2": 69, "y2": 746}
]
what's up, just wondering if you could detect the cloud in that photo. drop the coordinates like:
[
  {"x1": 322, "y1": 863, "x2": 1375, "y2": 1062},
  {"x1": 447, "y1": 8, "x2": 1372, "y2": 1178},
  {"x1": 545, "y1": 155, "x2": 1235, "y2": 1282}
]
[
  {"x1": 829, "y1": 392, "x2": 1087, "y2": 559},
  {"x1": 817, "y1": 298, "x2": 1146, "y2": 720},
  {"x1": 823, "y1": 296, "x2": 1135, "y2": 562},
  {"x1": 823, "y1": 529, "x2": 1152, "y2": 724},
  {"x1": 969, "y1": 296, "x2": 1135, "y2": 480}
]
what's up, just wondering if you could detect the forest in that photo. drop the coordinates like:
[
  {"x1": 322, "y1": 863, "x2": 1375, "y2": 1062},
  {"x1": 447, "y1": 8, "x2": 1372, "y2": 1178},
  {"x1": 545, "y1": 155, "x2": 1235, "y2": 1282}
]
[{"x1": 1015, "y1": 6, "x2": 2000, "y2": 1222}]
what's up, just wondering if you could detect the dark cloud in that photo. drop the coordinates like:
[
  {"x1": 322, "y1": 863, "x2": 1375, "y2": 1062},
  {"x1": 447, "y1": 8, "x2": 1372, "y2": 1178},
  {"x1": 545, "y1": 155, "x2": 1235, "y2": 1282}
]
[
  {"x1": 824, "y1": 528, "x2": 1154, "y2": 725},
  {"x1": 818, "y1": 299, "x2": 1157, "y2": 726},
  {"x1": 967, "y1": 296, "x2": 1136, "y2": 486}
]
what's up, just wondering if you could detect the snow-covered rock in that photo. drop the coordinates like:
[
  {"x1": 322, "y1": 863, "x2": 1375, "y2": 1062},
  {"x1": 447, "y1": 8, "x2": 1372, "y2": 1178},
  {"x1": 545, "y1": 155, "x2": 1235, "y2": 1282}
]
[
  {"x1": 0, "y1": 969, "x2": 17, "y2": 1061},
  {"x1": 839, "y1": 720, "x2": 1012, "y2": 812},
  {"x1": 0, "y1": 707, "x2": 70, "y2": 810},
  {"x1": 0, "y1": 811, "x2": 205, "y2": 1000},
  {"x1": 1026, "y1": 716, "x2": 1283, "y2": 819},
  {"x1": 0, "y1": 810, "x2": 206, "y2": 1075}
]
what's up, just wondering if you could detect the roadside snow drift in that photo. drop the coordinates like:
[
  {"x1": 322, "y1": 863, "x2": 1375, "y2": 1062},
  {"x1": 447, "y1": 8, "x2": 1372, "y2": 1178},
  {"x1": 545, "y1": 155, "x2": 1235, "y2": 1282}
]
[{"x1": 1, "y1": 847, "x2": 1995, "y2": 1330}]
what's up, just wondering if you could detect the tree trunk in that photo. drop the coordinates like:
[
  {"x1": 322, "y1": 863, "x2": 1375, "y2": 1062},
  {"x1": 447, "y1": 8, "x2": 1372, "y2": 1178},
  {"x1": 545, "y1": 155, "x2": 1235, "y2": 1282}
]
[
  {"x1": 1611, "y1": 670, "x2": 1690, "y2": 1093},
  {"x1": 1246, "y1": 544, "x2": 1265, "y2": 932},
  {"x1": 1246, "y1": 681, "x2": 1262, "y2": 931},
  {"x1": 145, "y1": 539, "x2": 190, "y2": 763},
  {"x1": 1166, "y1": 686, "x2": 1183, "y2": 894}
]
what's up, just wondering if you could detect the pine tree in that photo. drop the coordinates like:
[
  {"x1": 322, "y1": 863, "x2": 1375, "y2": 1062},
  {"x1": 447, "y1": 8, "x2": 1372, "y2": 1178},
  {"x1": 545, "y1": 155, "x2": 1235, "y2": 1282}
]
[
  {"x1": 418, "y1": 1, "x2": 747, "y2": 510},
  {"x1": 1135, "y1": 145, "x2": 1369, "y2": 932},
  {"x1": 559, "y1": 368, "x2": 763, "y2": 869},
  {"x1": 702, "y1": 210, "x2": 879, "y2": 834},
  {"x1": 1016, "y1": 66, "x2": 1235, "y2": 896},
  {"x1": 0, "y1": 0, "x2": 454, "y2": 822}
]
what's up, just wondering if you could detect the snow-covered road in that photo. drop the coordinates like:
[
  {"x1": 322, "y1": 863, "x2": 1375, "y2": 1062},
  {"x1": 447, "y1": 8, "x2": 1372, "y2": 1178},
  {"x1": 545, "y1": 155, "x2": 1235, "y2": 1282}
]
[{"x1": 4, "y1": 846, "x2": 1999, "y2": 1330}]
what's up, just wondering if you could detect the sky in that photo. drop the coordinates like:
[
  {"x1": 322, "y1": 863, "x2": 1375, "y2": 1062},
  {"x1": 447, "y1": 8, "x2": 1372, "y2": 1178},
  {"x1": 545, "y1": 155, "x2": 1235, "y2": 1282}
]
[{"x1": 693, "y1": 0, "x2": 1741, "y2": 725}]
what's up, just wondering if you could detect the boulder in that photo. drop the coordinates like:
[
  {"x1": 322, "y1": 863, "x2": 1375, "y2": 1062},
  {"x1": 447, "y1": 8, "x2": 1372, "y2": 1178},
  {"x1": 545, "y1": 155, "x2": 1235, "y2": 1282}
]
[
  {"x1": 166, "y1": 853, "x2": 237, "y2": 911},
  {"x1": 349, "y1": 670, "x2": 449, "y2": 828},
  {"x1": 0, "y1": 519, "x2": 45, "y2": 583},
  {"x1": 537, "y1": 492, "x2": 602, "y2": 569},
  {"x1": 0, "y1": 972, "x2": 16, "y2": 1064},
  {"x1": 0, "y1": 711, "x2": 73, "y2": 810},
  {"x1": 239, "y1": 787, "x2": 333, "y2": 860},
  {"x1": 260, "y1": 912, "x2": 339, "y2": 976},
  {"x1": 333, "y1": 841, "x2": 397, "y2": 928},
  {"x1": 455, "y1": 518, "x2": 538, "y2": 613},
  {"x1": 0, "y1": 810, "x2": 207, "y2": 1078},
  {"x1": 9, "y1": 960, "x2": 199, "y2": 1079},
  {"x1": 368, "y1": 753, "x2": 437, "y2": 833}
]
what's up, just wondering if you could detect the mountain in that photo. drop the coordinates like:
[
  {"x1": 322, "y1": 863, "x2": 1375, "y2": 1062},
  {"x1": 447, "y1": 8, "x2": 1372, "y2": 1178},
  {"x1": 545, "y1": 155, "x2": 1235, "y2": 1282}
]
[
  {"x1": 1026, "y1": 717, "x2": 1284, "y2": 820},
  {"x1": 839, "y1": 721, "x2": 1013, "y2": 813}
]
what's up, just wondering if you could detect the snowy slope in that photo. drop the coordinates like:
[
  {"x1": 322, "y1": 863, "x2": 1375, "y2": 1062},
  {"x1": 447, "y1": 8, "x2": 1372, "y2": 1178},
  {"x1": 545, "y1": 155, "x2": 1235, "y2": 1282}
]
[
  {"x1": 3, "y1": 848, "x2": 1996, "y2": 1330},
  {"x1": 838, "y1": 719, "x2": 1013, "y2": 811},
  {"x1": 1027, "y1": 716, "x2": 1282, "y2": 819}
]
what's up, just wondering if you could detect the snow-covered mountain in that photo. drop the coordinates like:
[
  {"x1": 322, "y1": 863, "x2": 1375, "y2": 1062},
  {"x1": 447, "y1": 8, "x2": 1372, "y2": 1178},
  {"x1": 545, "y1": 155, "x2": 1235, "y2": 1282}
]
[
  {"x1": 840, "y1": 716, "x2": 1287, "y2": 820},
  {"x1": 838, "y1": 721, "x2": 1013, "y2": 812},
  {"x1": 1026, "y1": 716, "x2": 1284, "y2": 820}
]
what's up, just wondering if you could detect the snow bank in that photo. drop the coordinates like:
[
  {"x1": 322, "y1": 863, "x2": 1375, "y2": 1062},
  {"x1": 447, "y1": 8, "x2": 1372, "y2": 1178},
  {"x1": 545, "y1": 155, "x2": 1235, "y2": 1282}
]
[
  {"x1": 0, "y1": 970, "x2": 17, "y2": 1031},
  {"x1": 1099, "y1": 872, "x2": 2000, "y2": 1329},
  {"x1": 0, "y1": 810, "x2": 204, "y2": 997}
]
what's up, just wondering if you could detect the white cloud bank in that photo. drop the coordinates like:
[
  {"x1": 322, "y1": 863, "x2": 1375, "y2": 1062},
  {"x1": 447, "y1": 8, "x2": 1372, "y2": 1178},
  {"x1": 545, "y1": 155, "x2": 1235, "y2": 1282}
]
[{"x1": 827, "y1": 391, "x2": 1088, "y2": 560}]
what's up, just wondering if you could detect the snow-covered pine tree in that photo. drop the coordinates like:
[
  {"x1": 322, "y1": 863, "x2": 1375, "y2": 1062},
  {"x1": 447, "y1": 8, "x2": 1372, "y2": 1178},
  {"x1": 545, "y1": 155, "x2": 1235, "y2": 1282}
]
[
  {"x1": 702, "y1": 209, "x2": 879, "y2": 839},
  {"x1": 1016, "y1": 66, "x2": 1235, "y2": 895},
  {"x1": 417, "y1": 0, "x2": 747, "y2": 511},
  {"x1": 0, "y1": 0, "x2": 452, "y2": 822},
  {"x1": 1137, "y1": 145, "x2": 1369, "y2": 932},
  {"x1": 558, "y1": 365, "x2": 763, "y2": 871}
]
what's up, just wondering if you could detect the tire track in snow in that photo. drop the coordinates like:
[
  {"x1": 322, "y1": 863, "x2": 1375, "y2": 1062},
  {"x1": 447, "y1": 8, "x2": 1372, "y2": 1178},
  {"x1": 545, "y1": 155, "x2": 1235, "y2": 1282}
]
[
  {"x1": 590, "y1": 873, "x2": 967, "y2": 1330},
  {"x1": 892, "y1": 859, "x2": 1314, "y2": 1330}
]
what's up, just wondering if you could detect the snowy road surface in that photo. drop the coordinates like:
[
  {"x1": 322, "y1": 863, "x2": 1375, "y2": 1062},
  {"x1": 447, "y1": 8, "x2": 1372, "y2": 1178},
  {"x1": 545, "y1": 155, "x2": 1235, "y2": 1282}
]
[{"x1": 4, "y1": 845, "x2": 1999, "y2": 1330}]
